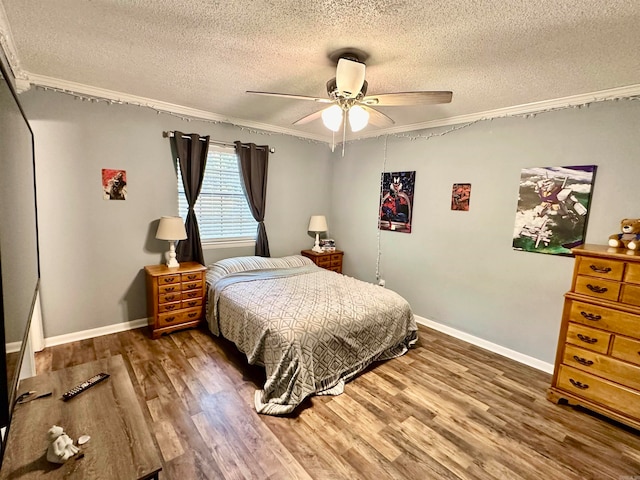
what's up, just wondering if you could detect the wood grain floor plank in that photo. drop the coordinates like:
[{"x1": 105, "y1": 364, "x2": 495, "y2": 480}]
[{"x1": 33, "y1": 324, "x2": 640, "y2": 480}]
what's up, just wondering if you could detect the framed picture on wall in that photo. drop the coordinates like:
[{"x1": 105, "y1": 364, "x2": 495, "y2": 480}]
[
  {"x1": 451, "y1": 183, "x2": 471, "y2": 211},
  {"x1": 379, "y1": 171, "x2": 416, "y2": 233},
  {"x1": 102, "y1": 169, "x2": 127, "y2": 200},
  {"x1": 512, "y1": 165, "x2": 597, "y2": 255}
]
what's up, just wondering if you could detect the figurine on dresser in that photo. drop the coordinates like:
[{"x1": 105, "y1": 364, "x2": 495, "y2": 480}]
[{"x1": 46, "y1": 425, "x2": 79, "y2": 464}]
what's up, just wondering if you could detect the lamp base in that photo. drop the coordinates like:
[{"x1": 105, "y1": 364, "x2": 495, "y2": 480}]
[
  {"x1": 311, "y1": 232, "x2": 323, "y2": 253},
  {"x1": 165, "y1": 241, "x2": 180, "y2": 268}
]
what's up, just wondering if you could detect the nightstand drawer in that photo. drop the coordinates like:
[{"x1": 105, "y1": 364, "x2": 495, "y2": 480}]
[
  {"x1": 566, "y1": 322, "x2": 611, "y2": 354},
  {"x1": 182, "y1": 271, "x2": 203, "y2": 282},
  {"x1": 182, "y1": 290, "x2": 202, "y2": 301},
  {"x1": 159, "y1": 292, "x2": 181, "y2": 304},
  {"x1": 159, "y1": 284, "x2": 180, "y2": 294},
  {"x1": 574, "y1": 275, "x2": 621, "y2": 302},
  {"x1": 158, "y1": 274, "x2": 181, "y2": 285},
  {"x1": 577, "y1": 258, "x2": 624, "y2": 281},
  {"x1": 568, "y1": 300, "x2": 640, "y2": 337},
  {"x1": 158, "y1": 301, "x2": 180, "y2": 313},
  {"x1": 611, "y1": 336, "x2": 640, "y2": 366},
  {"x1": 182, "y1": 280, "x2": 203, "y2": 291},
  {"x1": 157, "y1": 308, "x2": 202, "y2": 328},
  {"x1": 316, "y1": 258, "x2": 331, "y2": 267},
  {"x1": 330, "y1": 254, "x2": 343, "y2": 262},
  {"x1": 557, "y1": 365, "x2": 640, "y2": 419}
]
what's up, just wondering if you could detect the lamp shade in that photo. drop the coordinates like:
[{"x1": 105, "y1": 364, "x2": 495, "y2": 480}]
[
  {"x1": 348, "y1": 105, "x2": 370, "y2": 132},
  {"x1": 156, "y1": 216, "x2": 187, "y2": 240},
  {"x1": 308, "y1": 215, "x2": 328, "y2": 232}
]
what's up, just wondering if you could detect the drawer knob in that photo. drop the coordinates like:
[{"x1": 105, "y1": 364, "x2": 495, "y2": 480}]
[
  {"x1": 586, "y1": 284, "x2": 608, "y2": 294},
  {"x1": 572, "y1": 355, "x2": 594, "y2": 366},
  {"x1": 569, "y1": 378, "x2": 589, "y2": 389},
  {"x1": 165, "y1": 287, "x2": 175, "y2": 292},
  {"x1": 580, "y1": 311, "x2": 601, "y2": 321},
  {"x1": 577, "y1": 333, "x2": 597, "y2": 344},
  {"x1": 589, "y1": 265, "x2": 611, "y2": 274}
]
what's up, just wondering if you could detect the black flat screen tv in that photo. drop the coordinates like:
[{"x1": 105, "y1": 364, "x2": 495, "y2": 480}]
[{"x1": 0, "y1": 53, "x2": 40, "y2": 466}]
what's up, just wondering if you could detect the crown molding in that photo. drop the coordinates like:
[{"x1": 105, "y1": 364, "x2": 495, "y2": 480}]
[
  {"x1": 26, "y1": 72, "x2": 332, "y2": 143},
  {"x1": 355, "y1": 83, "x2": 640, "y2": 141},
  {"x1": 19, "y1": 73, "x2": 640, "y2": 147},
  {"x1": 0, "y1": 2, "x2": 29, "y2": 87}
]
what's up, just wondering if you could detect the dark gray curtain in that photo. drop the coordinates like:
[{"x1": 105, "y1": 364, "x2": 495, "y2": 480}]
[
  {"x1": 170, "y1": 131, "x2": 209, "y2": 265},
  {"x1": 235, "y1": 141, "x2": 270, "y2": 257}
]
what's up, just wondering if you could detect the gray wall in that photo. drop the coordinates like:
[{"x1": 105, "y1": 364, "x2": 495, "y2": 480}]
[
  {"x1": 20, "y1": 88, "x2": 332, "y2": 338},
  {"x1": 330, "y1": 99, "x2": 640, "y2": 364}
]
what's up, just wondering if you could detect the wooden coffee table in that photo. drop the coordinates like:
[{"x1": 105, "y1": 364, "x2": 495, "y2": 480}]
[{"x1": 0, "y1": 355, "x2": 162, "y2": 479}]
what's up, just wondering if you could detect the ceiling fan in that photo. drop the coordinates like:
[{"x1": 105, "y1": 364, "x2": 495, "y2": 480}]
[{"x1": 247, "y1": 50, "x2": 453, "y2": 141}]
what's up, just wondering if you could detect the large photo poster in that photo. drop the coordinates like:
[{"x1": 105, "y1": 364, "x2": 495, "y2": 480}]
[
  {"x1": 379, "y1": 171, "x2": 416, "y2": 233},
  {"x1": 512, "y1": 165, "x2": 596, "y2": 255}
]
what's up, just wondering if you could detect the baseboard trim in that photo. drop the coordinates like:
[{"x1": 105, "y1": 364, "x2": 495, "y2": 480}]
[
  {"x1": 44, "y1": 318, "x2": 148, "y2": 348},
  {"x1": 414, "y1": 315, "x2": 554, "y2": 374}
]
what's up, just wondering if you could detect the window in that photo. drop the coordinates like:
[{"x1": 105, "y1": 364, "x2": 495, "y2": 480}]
[{"x1": 177, "y1": 146, "x2": 257, "y2": 244}]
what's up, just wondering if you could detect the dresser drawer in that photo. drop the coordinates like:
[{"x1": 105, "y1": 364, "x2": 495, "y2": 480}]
[
  {"x1": 566, "y1": 322, "x2": 611, "y2": 354},
  {"x1": 568, "y1": 300, "x2": 640, "y2": 337},
  {"x1": 182, "y1": 298, "x2": 203, "y2": 309},
  {"x1": 157, "y1": 307, "x2": 202, "y2": 328},
  {"x1": 611, "y1": 336, "x2": 640, "y2": 366},
  {"x1": 621, "y1": 284, "x2": 640, "y2": 308},
  {"x1": 577, "y1": 257, "x2": 625, "y2": 281},
  {"x1": 563, "y1": 344, "x2": 640, "y2": 391},
  {"x1": 158, "y1": 274, "x2": 181, "y2": 285},
  {"x1": 316, "y1": 257, "x2": 331, "y2": 267},
  {"x1": 574, "y1": 275, "x2": 621, "y2": 302},
  {"x1": 159, "y1": 291, "x2": 181, "y2": 304},
  {"x1": 625, "y1": 263, "x2": 640, "y2": 285},
  {"x1": 330, "y1": 253, "x2": 343, "y2": 262},
  {"x1": 182, "y1": 280, "x2": 203, "y2": 291},
  {"x1": 159, "y1": 283, "x2": 180, "y2": 294},
  {"x1": 557, "y1": 364, "x2": 640, "y2": 420}
]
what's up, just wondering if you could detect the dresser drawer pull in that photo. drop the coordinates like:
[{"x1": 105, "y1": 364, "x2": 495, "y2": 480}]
[
  {"x1": 187, "y1": 312, "x2": 199, "y2": 318},
  {"x1": 586, "y1": 284, "x2": 608, "y2": 294},
  {"x1": 164, "y1": 286, "x2": 176, "y2": 292},
  {"x1": 577, "y1": 333, "x2": 597, "y2": 344},
  {"x1": 164, "y1": 316, "x2": 175, "y2": 322},
  {"x1": 589, "y1": 265, "x2": 611, "y2": 274},
  {"x1": 185, "y1": 283, "x2": 198, "y2": 289},
  {"x1": 186, "y1": 301, "x2": 197, "y2": 307},
  {"x1": 165, "y1": 294, "x2": 176, "y2": 301},
  {"x1": 186, "y1": 274, "x2": 198, "y2": 280},
  {"x1": 580, "y1": 311, "x2": 601, "y2": 321},
  {"x1": 569, "y1": 378, "x2": 589, "y2": 389},
  {"x1": 163, "y1": 277, "x2": 177, "y2": 283},
  {"x1": 572, "y1": 355, "x2": 594, "y2": 366},
  {"x1": 165, "y1": 305, "x2": 176, "y2": 311}
]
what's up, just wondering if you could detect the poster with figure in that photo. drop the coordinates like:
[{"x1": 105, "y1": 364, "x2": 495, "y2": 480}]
[
  {"x1": 102, "y1": 169, "x2": 127, "y2": 200},
  {"x1": 451, "y1": 183, "x2": 471, "y2": 211},
  {"x1": 379, "y1": 171, "x2": 415, "y2": 233},
  {"x1": 512, "y1": 165, "x2": 596, "y2": 255}
]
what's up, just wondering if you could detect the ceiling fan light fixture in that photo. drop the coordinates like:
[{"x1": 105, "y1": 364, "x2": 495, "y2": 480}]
[
  {"x1": 336, "y1": 58, "x2": 365, "y2": 98},
  {"x1": 322, "y1": 104, "x2": 343, "y2": 132},
  {"x1": 348, "y1": 105, "x2": 369, "y2": 132}
]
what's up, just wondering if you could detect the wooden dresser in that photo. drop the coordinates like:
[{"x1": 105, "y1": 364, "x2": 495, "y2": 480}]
[
  {"x1": 301, "y1": 249, "x2": 343, "y2": 273},
  {"x1": 548, "y1": 244, "x2": 640, "y2": 430},
  {"x1": 144, "y1": 262, "x2": 207, "y2": 339}
]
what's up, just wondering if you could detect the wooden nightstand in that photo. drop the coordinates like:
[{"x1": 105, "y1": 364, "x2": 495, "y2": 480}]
[
  {"x1": 301, "y1": 249, "x2": 343, "y2": 273},
  {"x1": 144, "y1": 262, "x2": 207, "y2": 339}
]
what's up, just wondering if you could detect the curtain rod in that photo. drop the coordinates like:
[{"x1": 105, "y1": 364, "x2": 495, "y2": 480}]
[{"x1": 162, "y1": 131, "x2": 275, "y2": 153}]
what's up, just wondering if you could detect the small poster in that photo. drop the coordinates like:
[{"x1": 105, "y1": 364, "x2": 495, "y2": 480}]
[
  {"x1": 379, "y1": 171, "x2": 416, "y2": 233},
  {"x1": 451, "y1": 183, "x2": 471, "y2": 211},
  {"x1": 102, "y1": 169, "x2": 127, "y2": 200},
  {"x1": 513, "y1": 165, "x2": 597, "y2": 255}
]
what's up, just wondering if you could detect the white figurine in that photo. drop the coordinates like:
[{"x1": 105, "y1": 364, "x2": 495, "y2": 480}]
[{"x1": 46, "y1": 425, "x2": 79, "y2": 464}]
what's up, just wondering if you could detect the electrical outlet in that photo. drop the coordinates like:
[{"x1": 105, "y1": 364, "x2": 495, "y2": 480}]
[{"x1": 378, "y1": 279, "x2": 386, "y2": 287}]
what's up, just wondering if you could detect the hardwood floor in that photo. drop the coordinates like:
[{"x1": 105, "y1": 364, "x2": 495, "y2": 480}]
[{"x1": 36, "y1": 324, "x2": 640, "y2": 479}]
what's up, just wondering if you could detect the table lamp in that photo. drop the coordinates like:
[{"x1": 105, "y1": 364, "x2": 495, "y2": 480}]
[
  {"x1": 156, "y1": 216, "x2": 187, "y2": 268},
  {"x1": 308, "y1": 215, "x2": 328, "y2": 253}
]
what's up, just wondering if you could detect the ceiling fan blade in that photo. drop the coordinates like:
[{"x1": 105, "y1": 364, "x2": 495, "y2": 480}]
[
  {"x1": 361, "y1": 91, "x2": 453, "y2": 106},
  {"x1": 362, "y1": 106, "x2": 395, "y2": 127},
  {"x1": 246, "y1": 91, "x2": 333, "y2": 103},
  {"x1": 292, "y1": 108, "x2": 327, "y2": 126}
]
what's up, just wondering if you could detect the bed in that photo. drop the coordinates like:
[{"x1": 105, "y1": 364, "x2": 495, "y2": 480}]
[{"x1": 206, "y1": 255, "x2": 417, "y2": 415}]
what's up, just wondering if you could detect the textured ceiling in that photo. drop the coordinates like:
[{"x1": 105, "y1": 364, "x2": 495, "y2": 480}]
[{"x1": 1, "y1": 0, "x2": 640, "y2": 142}]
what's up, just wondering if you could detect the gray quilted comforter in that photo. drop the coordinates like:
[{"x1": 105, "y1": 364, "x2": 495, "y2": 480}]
[{"x1": 206, "y1": 260, "x2": 417, "y2": 415}]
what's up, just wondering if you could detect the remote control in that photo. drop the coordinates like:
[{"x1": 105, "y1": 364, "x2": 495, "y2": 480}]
[{"x1": 62, "y1": 373, "x2": 110, "y2": 401}]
